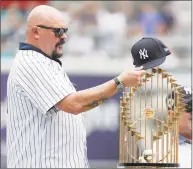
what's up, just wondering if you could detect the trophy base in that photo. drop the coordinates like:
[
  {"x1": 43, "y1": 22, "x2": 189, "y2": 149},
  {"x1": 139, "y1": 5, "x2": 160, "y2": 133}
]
[{"x1": 117, "y1": 163, "x2": 179, "y2": 168}]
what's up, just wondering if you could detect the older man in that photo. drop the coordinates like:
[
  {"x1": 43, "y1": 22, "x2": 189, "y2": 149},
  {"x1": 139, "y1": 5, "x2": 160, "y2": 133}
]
[
  {"x1": 169, "y1": 86, "x2": 192, "y2": 168},
  {"x1": 141, "y1": 86, "x2": 192, "y2": 168},
  {"x1": 6, "y1": 5, "x2": 145, "y2": 168}
]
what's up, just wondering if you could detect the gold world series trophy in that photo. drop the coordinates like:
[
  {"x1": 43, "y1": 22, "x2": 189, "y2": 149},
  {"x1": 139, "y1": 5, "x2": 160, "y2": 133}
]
[{"x1": 118, "y1": 38, "x2": 185, "y2": 168}]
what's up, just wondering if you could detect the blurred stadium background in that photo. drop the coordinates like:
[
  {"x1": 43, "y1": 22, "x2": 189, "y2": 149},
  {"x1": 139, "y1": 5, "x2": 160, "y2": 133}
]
[{"x1": 1, "y1": 1, "x2": 191, "y2": 168}]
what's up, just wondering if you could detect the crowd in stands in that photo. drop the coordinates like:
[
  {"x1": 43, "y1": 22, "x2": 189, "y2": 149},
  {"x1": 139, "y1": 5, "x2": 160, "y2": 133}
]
[{"x1": 1, "y1": 1, "x2": 191, "y2": 59}]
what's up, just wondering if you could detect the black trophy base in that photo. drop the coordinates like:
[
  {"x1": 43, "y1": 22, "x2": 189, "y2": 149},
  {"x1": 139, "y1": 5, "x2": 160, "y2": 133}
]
[{"x1": 117, "y1": 162, "x2": 180, "y2": 168}]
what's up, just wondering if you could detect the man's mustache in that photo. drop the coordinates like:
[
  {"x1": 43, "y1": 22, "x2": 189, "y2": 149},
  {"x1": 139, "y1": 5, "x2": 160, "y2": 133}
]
[{"x1": 55, "y1": 39, "x2": 65, "y2": 47}]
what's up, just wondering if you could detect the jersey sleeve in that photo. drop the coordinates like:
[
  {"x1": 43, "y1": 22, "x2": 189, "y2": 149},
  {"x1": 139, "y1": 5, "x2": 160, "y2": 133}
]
[{"x1": 16, "y1": 51, "x2": 75, "y2": 115}]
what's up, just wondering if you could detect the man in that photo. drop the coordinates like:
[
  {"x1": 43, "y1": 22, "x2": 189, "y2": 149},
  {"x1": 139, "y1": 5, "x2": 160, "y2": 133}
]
[
  {"x1": 167, "y1": 86, "x2": 192, "y2": 168},
  {"x1": 145, "y1": 86, "x2": 192, "y2": 167},
  {"x1": 6, "y1": 5, "x2": 145, "y2": 168}
]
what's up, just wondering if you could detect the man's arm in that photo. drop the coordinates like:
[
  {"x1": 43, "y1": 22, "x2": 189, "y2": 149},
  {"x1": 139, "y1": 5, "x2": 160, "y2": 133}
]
[
  {"x1": 56, "y1": 79, "x2": 117, "y2": 114},
  {"x1": 56, "y1": 70, "x2": 145, "y2": 115}
]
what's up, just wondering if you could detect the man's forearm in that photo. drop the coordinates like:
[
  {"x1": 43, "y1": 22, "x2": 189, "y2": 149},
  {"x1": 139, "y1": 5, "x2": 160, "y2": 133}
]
[
  {"x1": 56, "y1": 79, "x2": 118, "y2": 114},
  {"x1": 78, "y1": 79, "x2": 118, "y2": 111}
]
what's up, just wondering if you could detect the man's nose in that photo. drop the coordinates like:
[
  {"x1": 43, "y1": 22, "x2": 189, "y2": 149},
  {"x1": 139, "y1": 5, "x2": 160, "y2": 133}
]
[{"x1": 61, "y1": 32, "x2": 67, "y2": 39}]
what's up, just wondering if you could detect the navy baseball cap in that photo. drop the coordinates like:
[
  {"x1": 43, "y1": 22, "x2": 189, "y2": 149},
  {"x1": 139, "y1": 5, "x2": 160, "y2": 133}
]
[
  {"x1": 166, "y1": 86, "x2": 192, "y2": 113},
  {"x1": 131, "y1": 37, "x2": 171, "y2": 70}
]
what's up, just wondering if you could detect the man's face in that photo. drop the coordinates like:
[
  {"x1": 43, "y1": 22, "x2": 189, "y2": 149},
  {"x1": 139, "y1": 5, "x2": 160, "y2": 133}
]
[
  {"x1": 36, "y1": 19, "x2": 68, "y2": 57},
  {"x1": 179, "y1": 111, "x2": 192, "y2": 139},
  {"x1": 188, "y1": 114, "x2": 192, "y2": 130}
]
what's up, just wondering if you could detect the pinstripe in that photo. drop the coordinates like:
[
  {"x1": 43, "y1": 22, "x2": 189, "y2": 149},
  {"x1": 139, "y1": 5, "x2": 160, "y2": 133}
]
[
  {"x1": 50, "y1": 116, "x2": 56, "y2": 168},
  {"x1": 16, "y1": 92, "x2": 25, "y2": 167},
  {"x1": 44, "y1": 120, "x2": 47, "y2": 168},
  {"x1": 36, "y1": 109, "x2": 41, "y2": 167},
  {"x1": 58, "y1": 113, "x2": 59, "y2": 167},
  {"x1": 7, "y1": 88, "x2": 14, "y2": 165},
  {"x1": 79, "y1": 117, "x2": 85, "y2": 167},
  {"x1": 75, "y1": 117, "x2": 81, "y2": 167},
  {"x1": 74, "y1": 116, "x2": 80, "y2": 167},
  {"x1": 70, "y1": 115, "x2": 75, "y2": 167},
  {"x1": 15, "y1": 86, "x2": 27, "y2": 168},
  {"x1": 83, "y1": 115, "x2": 88, "y2": 167},
  {"x1": 20, "y1": 95, "x2": 29, "y2": 167},
  {"x1": 85, "y1": 144, "x2": 89, "y2": 167},
  {"x1": 23, "y1": 97, "x2": 31, "y2": 167},
  {"x1": 25, "y1": 100, "x2": 32, "y2": 167},
  {"x1": 69, "y1": 115, "x2": 73, "y2": 168},
  {"x1": 64, "y1": 113, "x2": 68, "y2": 167},
  {"x1": 14, "y1": 86, "x2": 27, "y2": 167},
  {"x1": 10, "y1": 81, "x2": 20, "y2": 166},
  {"x1": 36, "y1": 108, "x2": 40, "y2": 167},
  {"x1": 8, "y1": 89, "x2": 14, "y2": 166},
  {"x1": 62, "y1": 113, "x2": 63, "y2": 168},
  {"x1": 49, "y1": 117, "x2": 53, "y2": 168},
  {"x1": 65, "y1": 115, "x2": 70, "y2": 167},
  {"x1": 29, "y1": 102, "x2": 37, "y2": 167},
  {"x1": 7, "y1": 91, "x2": 14, "y2": 165},
  {"x1": 75, "y1": 118, "x2": 80, "y2": 167},
  {"x1": 39, "y1": 115, "x2": 43, "y2": 168},
  {"x1": 72, "y1": 116, "x2": 77, "y2": 167},
  {"x1": 83, "y1": 115, "x2": 89, "y2": 167},
  {"x1": 54, "y1": 116, "x2": 56, "y2": 168},
  {"x1": 70, "y1": 115, "x2": 76, "y2": 167}
]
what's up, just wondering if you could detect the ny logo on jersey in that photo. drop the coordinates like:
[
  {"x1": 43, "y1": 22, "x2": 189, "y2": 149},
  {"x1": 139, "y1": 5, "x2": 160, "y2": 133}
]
[
  {"x1": 139, "y1": 48, "x2": 148, "y2": 59},
  {"x1": 184, "y1": 86, "x2": 191, "y2": 94},
  {"x1": 168, "y1": 98, "x2": 174, "y2": 108}
]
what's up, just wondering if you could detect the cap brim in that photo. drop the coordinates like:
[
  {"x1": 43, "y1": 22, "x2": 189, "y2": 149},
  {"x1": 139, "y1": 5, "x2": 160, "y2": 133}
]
[{"x1": 136, "y1": 56, "x2": 166, "y2": 70}]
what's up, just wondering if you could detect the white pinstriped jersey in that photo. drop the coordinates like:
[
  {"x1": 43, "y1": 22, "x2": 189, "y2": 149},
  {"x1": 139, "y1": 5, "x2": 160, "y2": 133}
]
[
  {"x1": 178, "y1": 135, "x2": 191, "y2": 168},
  {"x1": 7, "y1": 43, "x2": 89, "y2": 168}
]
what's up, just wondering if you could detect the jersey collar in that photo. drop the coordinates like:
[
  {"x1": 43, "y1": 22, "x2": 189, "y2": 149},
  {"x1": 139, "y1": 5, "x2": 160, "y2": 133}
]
[
  {"x1": 179, "y1": 134, "x2": 191, "y2": 144},
  {"x1": 19, "y1": 42, "x2": 62, "y2": 66}
]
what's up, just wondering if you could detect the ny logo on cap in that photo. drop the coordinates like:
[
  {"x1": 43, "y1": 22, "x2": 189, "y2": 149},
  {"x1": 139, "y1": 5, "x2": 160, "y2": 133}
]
[{"x1": 139, "y1": 49, "x2": 148, "y2": 59}]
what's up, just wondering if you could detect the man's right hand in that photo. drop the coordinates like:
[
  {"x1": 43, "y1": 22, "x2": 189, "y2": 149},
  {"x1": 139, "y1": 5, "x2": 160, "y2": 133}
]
[{"x1": 117, "y1": 68, "x2": 146, "y2": 87}]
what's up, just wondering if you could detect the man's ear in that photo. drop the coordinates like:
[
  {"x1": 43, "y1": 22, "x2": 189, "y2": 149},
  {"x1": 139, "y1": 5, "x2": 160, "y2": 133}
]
[{"x1": 32, "y1": 26, "x2": 40, "y2": 40}]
